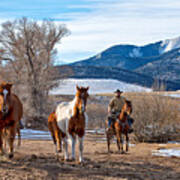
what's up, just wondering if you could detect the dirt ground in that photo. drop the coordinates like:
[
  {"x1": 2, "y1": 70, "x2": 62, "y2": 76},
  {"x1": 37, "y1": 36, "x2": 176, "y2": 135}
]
[{"x1": 0, "y1": 133, "x2": 180, "y2": 180}]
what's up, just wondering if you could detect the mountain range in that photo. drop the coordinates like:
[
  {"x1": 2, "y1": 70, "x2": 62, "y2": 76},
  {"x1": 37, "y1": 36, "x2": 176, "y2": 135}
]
[{"x1": 57, "y1": 36, "x2": 180, "y2": 91}]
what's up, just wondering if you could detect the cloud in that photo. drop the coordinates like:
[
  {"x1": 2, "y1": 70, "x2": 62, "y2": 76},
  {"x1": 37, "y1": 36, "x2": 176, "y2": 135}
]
[
  {"x1": 55, "y1": 0, "x2": 180, "y2": 63},
  {"x1": 1, "y1": 0, "x2": 180, "y2": 63}
]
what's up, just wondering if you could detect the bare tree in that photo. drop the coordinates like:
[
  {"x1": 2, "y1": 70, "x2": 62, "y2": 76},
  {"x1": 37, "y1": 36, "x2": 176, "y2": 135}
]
[
  {"x1": 152, "y1": 78, "x2": 166, "y2": 91},
  {"x1": 0, "y1": 18, "x2": 70, "y2": 118}
]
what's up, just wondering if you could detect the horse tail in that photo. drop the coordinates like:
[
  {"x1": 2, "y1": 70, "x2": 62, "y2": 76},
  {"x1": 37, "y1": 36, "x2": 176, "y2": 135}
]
[{"x1": 48, "y1": 112, "x2": 57, "y2": 145}]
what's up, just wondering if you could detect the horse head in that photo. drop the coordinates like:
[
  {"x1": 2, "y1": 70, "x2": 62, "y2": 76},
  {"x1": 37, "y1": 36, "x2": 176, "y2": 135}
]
[
  {"x1": 0, "y1": 82, "x2": 13, "y2": 118},
  {"x1": 123, "y1": 100, "x2": 132, "y2": 115},
  {"x1": 75, "y1": 85, "x2": 89, "y2": 114},
  {"x1": 118, "y1": 100, "x2": 133, "y2": 123}
]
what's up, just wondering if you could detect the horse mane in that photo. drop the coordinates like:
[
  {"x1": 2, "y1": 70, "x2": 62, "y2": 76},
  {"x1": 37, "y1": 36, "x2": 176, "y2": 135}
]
[
  {"x1": 72, "y1": 93, "x2": 81, "y2": 118},
  {"x1": 119, "y1": 100, "x2": 132, "y2": 122},
  {"x1": 119, "y1": 110, "x2": 128, "y2": 123}
]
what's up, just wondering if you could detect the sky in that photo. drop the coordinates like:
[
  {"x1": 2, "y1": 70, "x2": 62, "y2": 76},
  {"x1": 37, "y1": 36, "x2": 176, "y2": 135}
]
[{"x1": 1, "y1": 0, "x2": 180, "y2": 64}]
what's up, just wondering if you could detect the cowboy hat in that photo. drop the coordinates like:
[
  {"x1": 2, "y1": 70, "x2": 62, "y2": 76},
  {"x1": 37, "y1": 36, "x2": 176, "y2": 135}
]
[{"x1": 114, "y1": 89, "x2": 123, "y2": 93}]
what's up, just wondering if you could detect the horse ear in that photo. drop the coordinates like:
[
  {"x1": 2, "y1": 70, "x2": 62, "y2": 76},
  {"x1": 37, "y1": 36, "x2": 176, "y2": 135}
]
[
  {"x1": 6, "y1": 83, "x2": 13, "y2": 92},
  {"x1": 86, "y1": 86, "x2": 89, "y2": 91},
  {"x1": 76, "y1": 85, "x2": 80, "y2": 91},
  {"x1": 7, "y1": 83, "x2": 13, "y2": 89}
]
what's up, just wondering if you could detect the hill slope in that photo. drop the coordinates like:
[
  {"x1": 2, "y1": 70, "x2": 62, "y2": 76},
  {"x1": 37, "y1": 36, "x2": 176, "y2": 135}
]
[
  {"x1": 135, "y1": 48, "x2": 180, "y2": 83},
  {"x1": 57, "y1": 66, "x2": 180, "y2": 91},
  {"x1": 58, "y1": 37, "x2": 180, "y2": 91},
  {"x1": 70, "y1": 36, "x2": 180, "y2": 71}
]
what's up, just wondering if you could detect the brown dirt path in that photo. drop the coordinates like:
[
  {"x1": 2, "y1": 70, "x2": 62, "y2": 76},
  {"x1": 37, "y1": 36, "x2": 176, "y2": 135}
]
[{"x1": 0, "y1": 135, "x2": 180, "y2": 180}]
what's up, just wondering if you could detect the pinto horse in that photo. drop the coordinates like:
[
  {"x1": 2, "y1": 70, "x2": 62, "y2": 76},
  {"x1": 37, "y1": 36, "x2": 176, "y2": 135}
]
[
  {"x1": 49, "y1": 86, "x2": 89, "y2": 162},
  {"x1": 0, "y1": 82, "x2": 23, "y2": 158},
  {"x1": 106, "y1": 100, "x2": 133, "y2": 154}
]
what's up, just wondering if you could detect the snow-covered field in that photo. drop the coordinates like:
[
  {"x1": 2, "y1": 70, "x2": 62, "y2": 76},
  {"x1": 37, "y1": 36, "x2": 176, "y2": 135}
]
[{"x1": 50, "y1": 78, "x2": 152, "y2": 95}]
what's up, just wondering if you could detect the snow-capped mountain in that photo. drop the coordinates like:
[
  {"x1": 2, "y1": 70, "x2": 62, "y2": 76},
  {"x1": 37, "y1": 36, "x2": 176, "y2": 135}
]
[
  {"x1": 70, "y1": 36, "x2": 180, "y2": 71},
  {"x1": 56, "y1": 37, "x2": 180, "y2": 91}
]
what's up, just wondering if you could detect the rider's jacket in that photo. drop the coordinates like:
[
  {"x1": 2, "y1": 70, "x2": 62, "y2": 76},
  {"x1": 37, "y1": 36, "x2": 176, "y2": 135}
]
[{"x1": 108, "y1": 96, "x2": 126, "y2": 118}]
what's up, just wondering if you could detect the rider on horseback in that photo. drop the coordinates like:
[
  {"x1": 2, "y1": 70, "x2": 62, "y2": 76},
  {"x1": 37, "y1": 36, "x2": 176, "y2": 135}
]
[{"x1": 107, "y1": 89, "x2": 134, "y2": 133}]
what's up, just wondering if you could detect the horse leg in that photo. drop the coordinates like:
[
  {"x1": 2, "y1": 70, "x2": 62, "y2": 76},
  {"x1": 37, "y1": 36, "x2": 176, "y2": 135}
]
[
  {"x1": 106, "y1": 131, "x2": 111, "y2": 153},
  {"x1": 120, "y1": 134, "x2": 124, "y2": 154},
  {"x1": 116, "y1": 131, "x2": 121, "y2": 153},
  {"x1": 48, "y1": 121, "x2": 58, "y2": 154},
  {"x1": 7, "y1": 126, "x2": 16, "y2": 159},
  {"x1": 77, "y1": 136, "x2": 83, "y2": 163},
  {"x1": 70, "y1": 135, "x2": 76, "y2": 161},
  {"x1": 116, "y1": 138, "x2": 120, "y2": 152},
  {"x1": 54, "y1": 128, "x2": 62, "y2": 153},
  {"x1": 63, "y1": 137, "x2": 69, "y2": 161},
  {"x1": 126, "y1": 134, "x2": 129, "y2": 152},
  {"x1": 0, "y1": 130, "x2": 4, "y2": 156},
  {"x1": 116, "y1": 130, "x2": 123, "y2": 153},
  {"x1": 16, "y1": 123, "x2": 21, "y2": 147}
]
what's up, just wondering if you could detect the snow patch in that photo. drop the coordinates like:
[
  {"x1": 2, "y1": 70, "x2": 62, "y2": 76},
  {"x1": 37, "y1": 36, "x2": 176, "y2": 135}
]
[
  {"x1": 50, "y1": 78, "x2": 152, "y2": 95},
  {"x1": 160, "y1": 36, "x2": 180, "y2": 54},
  {"x1": 129, "y1": 48, "x2": 142, "y2": 58},
  {"x1": 163, "y1": 93, "x2": 180, "y2": 98},
  {"x1": 18, "y1": 129, "x2": 51, "y2": 140},
  {"x1": 152, "y1": 148, "x2": 180, "y2": 157},
  {"x1": 96, "y1": 53, "x2": 102, "y2": 59}
]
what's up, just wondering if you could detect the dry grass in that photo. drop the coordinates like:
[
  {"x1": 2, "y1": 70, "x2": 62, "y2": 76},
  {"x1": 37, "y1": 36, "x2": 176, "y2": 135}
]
[
  {"x1": 86, "y1": 103, "x2": 107, "y2": 129},
  {"x1": 87, "y1": 92, "x2": 180, "y2": 142},
  {"x1": 28, "y1": 92, "x2": 180, "y2": 142},
  {"x1": 125, "y1": 93, "x2": 180, "y2": 142}
]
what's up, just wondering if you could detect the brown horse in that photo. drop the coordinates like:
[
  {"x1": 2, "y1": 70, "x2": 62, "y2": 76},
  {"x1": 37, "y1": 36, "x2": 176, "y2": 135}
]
[
  {"x1": 106, "y1": 100, "x2": 133, "y2": 154},
  {"x1": 0, "y1": 82, "x2": 23, "y2": 158},
  {"x1": 49, "y1": 86, "x2": 89, "y2": 162}
]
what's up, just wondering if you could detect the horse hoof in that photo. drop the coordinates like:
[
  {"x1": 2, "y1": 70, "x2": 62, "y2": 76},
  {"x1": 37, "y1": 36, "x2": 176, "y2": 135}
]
[
  {"x1": 8, "y1": 154, "x2": 14, "y2": 159},
  {"x1": 57, "y1": 149, "x2": 62, "y2": 153},
  {"x1": 64, "y1": 158, "x2": 70, "y2": 162},
  {"x1": 78, "y1": 160, "x2": 84, "y2": 165},
  {"x1": 0, "y1": 152, "x2": 4, "y2": 156}
]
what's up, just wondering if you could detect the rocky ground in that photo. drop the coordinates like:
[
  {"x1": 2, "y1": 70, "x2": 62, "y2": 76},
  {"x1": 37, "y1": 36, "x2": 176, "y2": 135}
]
[{"x1": 0, "y1": 133, "x2": 180, "y2": 180}]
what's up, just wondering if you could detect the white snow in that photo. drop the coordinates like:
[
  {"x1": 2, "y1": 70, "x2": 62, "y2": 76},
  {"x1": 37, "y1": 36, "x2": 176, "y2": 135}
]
[
  {"x1": 18, "y1": 129, "x2": 51, "y2": 140},
  {"x1": 165, "y1": 94, "x2": 180, "y2": 98},
  {"x1": 152, "y1": 148, "x2": 180, "y2": 157},
  {"x1": 168, "y1": 141, "x2": 180, "y2": 144},
  {"x1": 95, "y1": 53, "x2": 102, "y2": 59},
  {"x1": 160, "y1": 36, "x2": 180, "y2": 54},
  {"x1": 50, "y1": 78, "x2": 152, "y2": 95},
  {"x1": 129, "y1": 48, "x2": 143, "y2": 58}
]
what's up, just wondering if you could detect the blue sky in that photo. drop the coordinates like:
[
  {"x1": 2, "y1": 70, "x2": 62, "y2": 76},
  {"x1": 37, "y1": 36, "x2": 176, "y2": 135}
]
[{"x1": 1, "y1": 0, "x2": 180, "y2": 64}]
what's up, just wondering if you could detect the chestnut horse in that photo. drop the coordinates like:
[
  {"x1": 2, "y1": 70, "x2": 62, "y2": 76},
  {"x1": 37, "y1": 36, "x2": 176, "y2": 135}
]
[
  {"x1": 0, "y1": 82, "x2": 23, "y2": 158},
  {"x1": 106, "y1": 100, "x2": 133, "y2": 153},
  {"x1": 49, "y1": 86, "x2": 89, "y2": 162}
]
